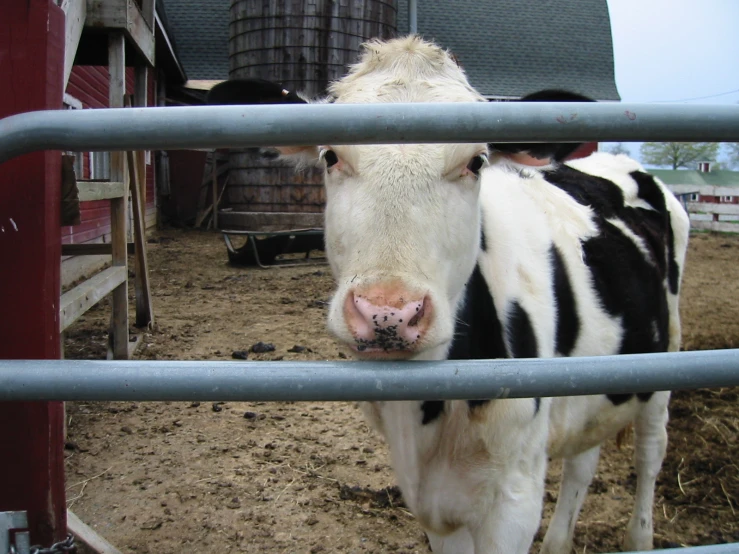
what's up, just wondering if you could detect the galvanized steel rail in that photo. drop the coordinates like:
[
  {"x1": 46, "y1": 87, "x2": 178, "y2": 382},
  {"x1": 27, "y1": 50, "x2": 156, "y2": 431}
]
[
  {"x1": 2, "y1": 102, "x2": 739, "y2": 554},
  {"x1": 1, "y1": 350, "x2": 738, "y2": 402},
  {"x1": 616, "y1": 545, "x2": 739, "y2": 554},
  {"x1": 2, "y1": 102, "x2": 739, "y2": 164}
]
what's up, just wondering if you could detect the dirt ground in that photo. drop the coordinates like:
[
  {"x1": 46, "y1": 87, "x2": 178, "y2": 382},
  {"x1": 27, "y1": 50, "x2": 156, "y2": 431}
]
[{"x1": 63, "y1": 229, "x2": 739, "y2": 553}]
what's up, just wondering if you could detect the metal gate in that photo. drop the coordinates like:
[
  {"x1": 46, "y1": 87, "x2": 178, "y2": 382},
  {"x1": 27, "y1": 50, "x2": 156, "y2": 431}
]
[{"x1": 2, "y1": 100, "x2": 739, "y2": 553}]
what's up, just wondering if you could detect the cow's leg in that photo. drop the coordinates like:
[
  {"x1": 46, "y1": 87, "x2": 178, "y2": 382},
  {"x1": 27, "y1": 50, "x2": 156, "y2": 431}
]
[
  {"x1": 427, "y1": 528, "x2": 474, "y2": 554},
  {"x1": 623, "y1": 391, "x2": 670, "y2": 552},
  {"x1": 540, "y1": 445, "x2": 601, "y2": 554}
]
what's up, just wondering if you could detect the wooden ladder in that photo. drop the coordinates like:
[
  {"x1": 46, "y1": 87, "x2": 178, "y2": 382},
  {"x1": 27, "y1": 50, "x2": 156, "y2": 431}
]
[{"x1": 59, "y1": 44, "x2": 154, "y2": 359}]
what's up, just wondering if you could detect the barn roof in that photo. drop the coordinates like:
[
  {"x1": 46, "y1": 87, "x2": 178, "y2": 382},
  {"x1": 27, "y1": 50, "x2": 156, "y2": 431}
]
[
  {"x1": 161, "y1": 0, "x2": 620, "y2": 100},
  {"x1": 160, "y1": 0, "x2": 230, "y2": 81},
  {"x1": 651, "y1": 169, "x2": 739, "y2": 187},
  {"x1": 397, "y1": 0, "x2": 621, "y2": 101}
]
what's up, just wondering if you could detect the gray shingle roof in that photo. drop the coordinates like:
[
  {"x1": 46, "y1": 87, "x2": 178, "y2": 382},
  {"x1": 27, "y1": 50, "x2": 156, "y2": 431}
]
[
  {"x1": 162, "y1": 0, "x2": 620, "y2": 100},
  {"x1": 161, "y1": 0, "x2": 230, "y2": 80},
  {"x1": 397, "y1": 0, "x2": 620, "y2": 100}
]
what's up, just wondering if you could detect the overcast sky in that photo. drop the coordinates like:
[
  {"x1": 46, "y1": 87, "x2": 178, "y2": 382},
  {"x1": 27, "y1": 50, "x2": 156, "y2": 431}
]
[{"x1": 602, "y1": 0, "x2": 739, "y2": 164}]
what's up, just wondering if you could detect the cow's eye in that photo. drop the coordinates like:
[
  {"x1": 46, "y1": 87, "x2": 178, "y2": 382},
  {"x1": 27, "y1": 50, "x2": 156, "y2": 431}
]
[
  {"x1": 322, "y1": 149, "x2": 339, "y2": 169},
  {"x1": 466, "y1": 154, "x2": 488, "y2": 177}
]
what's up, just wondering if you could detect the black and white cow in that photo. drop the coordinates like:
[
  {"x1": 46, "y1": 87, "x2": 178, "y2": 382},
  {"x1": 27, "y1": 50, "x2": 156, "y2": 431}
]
[{"x1": 209, "y1": 37, "x2": 690, "y2": 554}]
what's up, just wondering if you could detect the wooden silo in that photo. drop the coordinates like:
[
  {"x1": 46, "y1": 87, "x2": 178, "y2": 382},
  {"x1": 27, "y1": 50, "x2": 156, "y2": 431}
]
[{"x1": 224, "y1": 0, "x2": 397, "y2": 226}]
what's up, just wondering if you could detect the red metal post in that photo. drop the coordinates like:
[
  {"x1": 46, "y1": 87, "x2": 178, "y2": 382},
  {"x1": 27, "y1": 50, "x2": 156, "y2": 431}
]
[{"x1": 0, "y1": 0, "x2": 67, "y2": 545}]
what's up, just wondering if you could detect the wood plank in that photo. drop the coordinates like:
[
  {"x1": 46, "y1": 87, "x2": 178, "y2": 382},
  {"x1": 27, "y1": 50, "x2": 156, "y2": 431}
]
[
  {"x1": 108, "y1": 31, "x2": 129, "y2": 359},
  {"x1": 85, "y1": 0, "x2": 127, "y2": 28},
  {"x1": 68, "y1": 510, "x2": 123, "y2": 554},
  {"x1": 127, "y1": 149, "x2": 154, "y2": 328},
  {"x1": 134, "y1": 67, "x2": 148, "y2": 217},
  {"x1": 212, "y1": 152, "x2": 219, "y2": 230},
  {"x1": 219, "y1": 211, "x2": 324, "y2": 233},
  {"x1": 61, "y1": 0, "x2": 86, "y2": 89},
  {"x1": 77, "y1": 181, "x2": 125, "y2": 201},
  {"x1": 125, "y1": 0, "x2": 154, "y2": 64},
  {"x1": 62, "y1": 243, "x2": 135, "y2": 256},
  {"x1": 131, "y1": 69, "x2": 154, "y2": 327},
  {"x1": 689, "y1": 202, "x2": 739, "y2": 216},
  {"x1": 60, "y1": 266, "x2": 127, "y2": 331},
  {"x1": 85, "y1": 0, "x2": 154, "y2": 66},
  {"x1": 690, "y1": 220, "x2": 739, "y2": 233},
  {"x1": 195, "y1": 151, "x2": 214, "y2": 227},
  {"x1": 141, "y1": 0, "x2": 155, "y2": 29}
]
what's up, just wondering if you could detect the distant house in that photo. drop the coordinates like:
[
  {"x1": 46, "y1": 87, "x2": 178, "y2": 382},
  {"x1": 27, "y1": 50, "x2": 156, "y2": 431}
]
[{"x1": 653, "y1": 165, "x2": 739, "y2": 232}]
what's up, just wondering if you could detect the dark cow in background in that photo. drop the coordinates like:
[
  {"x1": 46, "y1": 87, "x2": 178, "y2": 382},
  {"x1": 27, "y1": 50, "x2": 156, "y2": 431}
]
[{"x1": 209, "y1": 37, "x2": 690, "y2": 554}]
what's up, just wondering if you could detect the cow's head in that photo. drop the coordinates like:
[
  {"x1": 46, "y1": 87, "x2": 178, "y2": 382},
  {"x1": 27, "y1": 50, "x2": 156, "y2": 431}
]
[{"x1": 208, "y1": 37, "x2": 590, "y2": 360}]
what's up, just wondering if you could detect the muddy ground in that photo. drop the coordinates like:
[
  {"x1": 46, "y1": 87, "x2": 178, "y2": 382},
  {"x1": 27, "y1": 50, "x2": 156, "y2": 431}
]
[{"x1": 63, "y1": 229, "x2": 739, "y2": 553}]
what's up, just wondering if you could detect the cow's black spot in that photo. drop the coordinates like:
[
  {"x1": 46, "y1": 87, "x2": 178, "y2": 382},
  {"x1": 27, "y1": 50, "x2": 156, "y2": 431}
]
[
  {"x1": 582, "y1": 225, "x2": 669, "y2": 354},
  {"x1": 468, "y1": 400, "x2": 489, "y2": 410},
  {"x1": 545, "y1": 165, "x2": 671, "y2": 355},
  {"x1": 631, "y1": 170, "x2": 667, "y2": 214},
  {"x1": 506, "y1": 302, "x2": 538, "y2": 358},
  {"x1": 666, "y1": 222, "x2": 680, "y2": 295},
  {"x1": 544, "y1": 164, "x2": 626, "y2": 218},
  {"x1": 449, "y1": 265, "x2": 507, "y2": 408},
  {"x1": 448, "y1": 265, "x2": 507, "y2": 360},
  {"x1": 607, "y1": 394, "x2": 634, "y2": 406},
  {"x1": 630, "y1": 170, "x2": 681, "y2": 295},
  {"x1": 551, "y1": 245, "x2": 579, "y2": 356},
  {"x1": 480, "y1": 228, "x2": 488, "y2": 252},
  {"x1": 606, "y1": 390, "x2": 655, "y2": 406},
  {"x1": 421, "y1": 401, "x2": 444, "y2": 425}
]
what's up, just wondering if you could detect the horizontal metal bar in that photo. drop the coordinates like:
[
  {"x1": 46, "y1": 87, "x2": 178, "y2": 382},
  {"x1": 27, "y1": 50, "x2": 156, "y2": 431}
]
[
  {"x1": 1, "y1": 350, "x2": 738, "y2": 402},
  {"x1": 2, "y1": 102, "x2": 739, "y2": 164},
  {"x1": 617, "y1": 545, "x2": 739, "y2": 554}
]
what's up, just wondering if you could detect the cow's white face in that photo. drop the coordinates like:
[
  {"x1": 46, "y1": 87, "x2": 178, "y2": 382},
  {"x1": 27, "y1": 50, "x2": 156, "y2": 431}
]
[
  {"x1": 252, "y1": 36, "x2": 488, "y2": 359},
  {"x1": 320, "y1": 142, "x2": 487, "y2": 359}
]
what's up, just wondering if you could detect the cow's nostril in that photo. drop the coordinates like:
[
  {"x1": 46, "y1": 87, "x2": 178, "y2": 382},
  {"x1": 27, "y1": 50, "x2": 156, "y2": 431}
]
[{"x1": 407, "y1": 301, "x2": 426, "y2": 327}]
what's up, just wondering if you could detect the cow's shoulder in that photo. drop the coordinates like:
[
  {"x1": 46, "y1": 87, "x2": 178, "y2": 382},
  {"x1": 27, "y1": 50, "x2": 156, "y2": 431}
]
[{"x1": 557, "y1": 152, "x2": 671, "y2": 216}]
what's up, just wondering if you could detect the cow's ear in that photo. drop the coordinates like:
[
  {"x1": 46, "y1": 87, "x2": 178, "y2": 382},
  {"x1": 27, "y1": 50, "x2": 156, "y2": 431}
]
[
  {"x1": 206, "y1": 78, "x2": 308, "y2": 105},
  {"x1": 489, "y1": 89, "x2": 595, "y2": 163}
]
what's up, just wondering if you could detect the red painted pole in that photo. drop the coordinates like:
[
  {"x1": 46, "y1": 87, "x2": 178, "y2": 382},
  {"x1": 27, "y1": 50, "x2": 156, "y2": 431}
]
[{"x1": 0, "y1": 0, "x2": 67, "y2": 545}]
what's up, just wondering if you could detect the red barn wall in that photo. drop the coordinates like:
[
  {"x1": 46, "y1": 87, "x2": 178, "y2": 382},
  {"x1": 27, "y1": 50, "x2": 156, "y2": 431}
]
[{"x1": 160, "y1": 150, "x2": 208, "y2": 225}]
